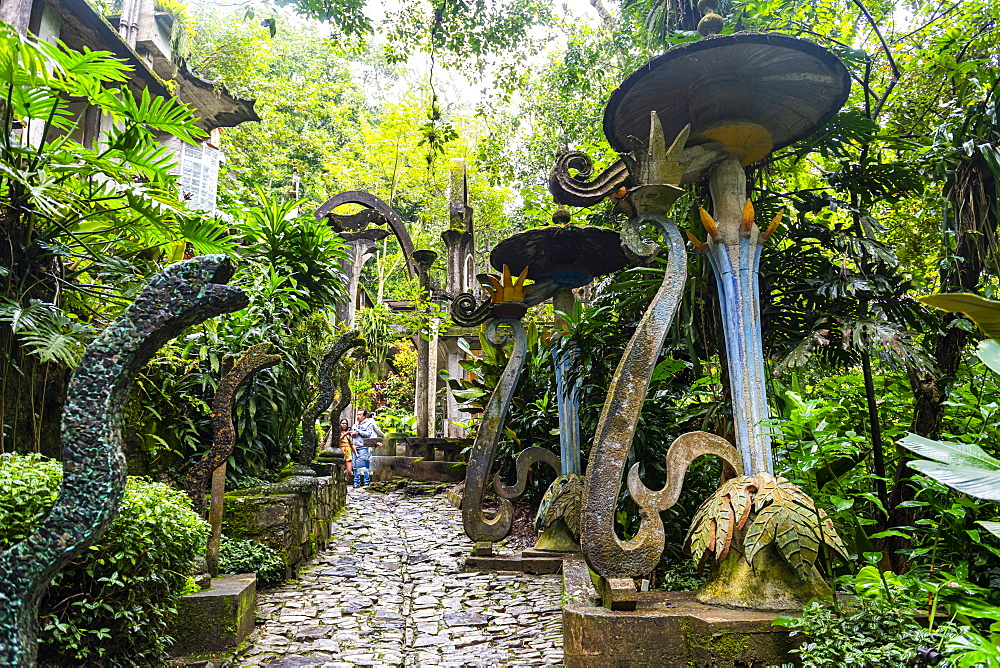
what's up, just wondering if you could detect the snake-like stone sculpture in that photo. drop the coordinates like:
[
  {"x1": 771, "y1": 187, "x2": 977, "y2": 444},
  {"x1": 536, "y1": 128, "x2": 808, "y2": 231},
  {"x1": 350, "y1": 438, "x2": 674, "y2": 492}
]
[
  {"x1": 627, "y1": 431, "x2": 744, "y2": 511},
  {"x1": 296, "y1": 330, "x2": 366, "y2": 467},
  {"x1": 493, "y1": 446, "x2": 561, "y2": 500},
  {"x1": 185, "y1": 342, "x2": 281, "y2": 515},
  {"x1": 462, "y1": 318, "x2": 528, "y2": 543},
  {"x1": 580, "y1": 214, "x2": 688, "y2": 580},
  {"x1": 0, "y1": 256, "x2": 247, "y2": 665}
]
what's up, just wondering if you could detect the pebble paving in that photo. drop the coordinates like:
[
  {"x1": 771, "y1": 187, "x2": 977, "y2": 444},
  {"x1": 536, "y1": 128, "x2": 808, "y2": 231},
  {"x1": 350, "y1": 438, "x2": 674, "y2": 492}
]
[{"x1": 230, "y1": 486, "x2": 565, "y2": 667}]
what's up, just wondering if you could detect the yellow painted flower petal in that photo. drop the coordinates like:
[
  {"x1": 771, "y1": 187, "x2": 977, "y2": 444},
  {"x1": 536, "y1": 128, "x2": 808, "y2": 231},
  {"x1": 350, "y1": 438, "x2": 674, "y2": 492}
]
[
  {"x1": 762, "y1": 209, "x2": 784, "y2": 240},
  {"x1": 699, "y1": 207, "x2": 719, "y2": 238},
  {"x1": 741, "y1": 199, "x2": 754, "y2": 233},
  {"x1": 686, "y1": 229, "x2": 706, "y2": 251}
]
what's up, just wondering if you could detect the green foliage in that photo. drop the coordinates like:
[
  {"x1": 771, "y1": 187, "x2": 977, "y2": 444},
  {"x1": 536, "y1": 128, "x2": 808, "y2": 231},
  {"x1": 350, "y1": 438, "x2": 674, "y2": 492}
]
[
  {"x1": 0, "y1": 453, "x2": 61, "y2": 546},
  {"x1": 218, "y1": 537, "x2": 285, "y2": 587},
  {"x1": 0, "y1": 20, "x2": 227, "y2": 453},
  {"x1": 774, "y1": 597, "x2": 958, "y2": 668},
  {"x1": 0, "y1": 454, "x2": 208, "y2": 665}
]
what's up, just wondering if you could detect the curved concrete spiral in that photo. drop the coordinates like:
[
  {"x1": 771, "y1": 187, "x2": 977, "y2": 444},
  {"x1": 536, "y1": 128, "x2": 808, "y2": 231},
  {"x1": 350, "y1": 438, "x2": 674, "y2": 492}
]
[
  {"x1": 185, "y1": 342, "x2": 281, "y2": 515},
  {"x1": 627, "y1": 431, "x2": 744, "y2": 512},
  {"x1": 580, "y1": 215, "x2": 688, "y2": 580},
  {"x1": 462, "y1": 318, "x2": 528, "y2": 543},
  {"x1": 0, "y1": 256, "x2": 247, "y2": 664},
  {"x1": 296, "y1": 331, "x2": 366, "y2": 467},
  {"x1": 493, "y1": 446, "x2": 561, "y2": 500}
]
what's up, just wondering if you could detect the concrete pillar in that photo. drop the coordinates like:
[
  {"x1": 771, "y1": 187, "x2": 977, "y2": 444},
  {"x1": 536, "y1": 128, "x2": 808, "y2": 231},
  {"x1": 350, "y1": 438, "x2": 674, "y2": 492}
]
[
  {"x1": 412, "y1": 250, "x2": 437, "y2": 438},
  {"x1": 337, "y1": 239, "x2": 376, "y2": 327},
  {"x1": 442, "y1": 159, "x2": 476, "y2": 298}
]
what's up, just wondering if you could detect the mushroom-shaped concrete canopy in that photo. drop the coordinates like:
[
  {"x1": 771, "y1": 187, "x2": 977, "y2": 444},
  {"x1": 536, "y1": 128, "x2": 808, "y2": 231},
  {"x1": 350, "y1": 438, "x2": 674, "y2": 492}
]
[
  {"x1": 490, "y1": 226, "x2": 630, "y2": 289},
  {"x1": 603, "y1": 33, "x2": 851, "y2": 166}
]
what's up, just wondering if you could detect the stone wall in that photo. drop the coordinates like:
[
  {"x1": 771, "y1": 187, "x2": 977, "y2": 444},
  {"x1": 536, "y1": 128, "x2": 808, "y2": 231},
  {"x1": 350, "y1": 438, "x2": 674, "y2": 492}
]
[{"x1": 223, "y1": 468, "x2": 346, "y2": 578}]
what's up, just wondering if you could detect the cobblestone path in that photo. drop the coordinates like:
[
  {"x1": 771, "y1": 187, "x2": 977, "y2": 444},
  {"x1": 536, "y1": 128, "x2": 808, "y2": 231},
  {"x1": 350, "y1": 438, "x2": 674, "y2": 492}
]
[{"x1": 231, "y1": 487, "x2": 565, "y2": 667}]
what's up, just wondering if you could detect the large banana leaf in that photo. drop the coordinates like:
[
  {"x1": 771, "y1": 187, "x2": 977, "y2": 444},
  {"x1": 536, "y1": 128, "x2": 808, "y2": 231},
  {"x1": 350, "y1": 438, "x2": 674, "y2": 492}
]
[
  {"x1": 900, "y1": 433, "x2": 1000, "y2": 469},
  {"x1": 908, "y1": 460, "x2": 1000, "y2": 501},
  {"x1": 919, "y1": 293, "x2": 1000, "y2": 341}
]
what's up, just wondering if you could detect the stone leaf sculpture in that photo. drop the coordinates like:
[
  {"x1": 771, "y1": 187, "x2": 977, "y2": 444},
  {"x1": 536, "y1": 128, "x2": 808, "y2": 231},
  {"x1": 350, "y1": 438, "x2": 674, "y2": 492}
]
[
  {"x1": 0, "y1": 256, "x2": 247, "y2": 665},
  {"x1": 296, "y1": 330, "x2": 366, "y2": 467},
  {"x1": 185, "y1": 342, "x2": 281, "y2": 515}
]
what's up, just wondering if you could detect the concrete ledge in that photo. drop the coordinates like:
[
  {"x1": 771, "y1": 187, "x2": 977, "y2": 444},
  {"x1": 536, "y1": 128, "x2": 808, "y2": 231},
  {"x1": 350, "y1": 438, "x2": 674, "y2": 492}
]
[
  {"x1": 563, "y1": 592, "x2": 795, "y2": 667},
  {"x1": 464, "y1": 553, "x2": 563, "y2": 574},
  {"x1": 170, "y1": 573, "x2": 256, "y2": 656},
  {"x1": 371, "y1": 456, "x2": 465, "y2": 482},
  {"x1": 560, "y1": 557, "x2": 795, "y2": 667}
]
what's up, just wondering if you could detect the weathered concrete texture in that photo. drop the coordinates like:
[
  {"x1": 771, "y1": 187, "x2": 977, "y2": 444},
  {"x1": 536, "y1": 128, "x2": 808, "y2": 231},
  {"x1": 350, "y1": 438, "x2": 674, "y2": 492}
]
[
  {"x1": 170, "y1": 573, "x2": 257, "y2": 656},
  {"x1": 562, "y1": 557, "x2": 796, "y2": 668},
  {"x1": 224, "y1": 473, "x2": 346, "y2": 578},
  {"x1": 228, "y1": 487, "x2": 564, "y2": 666},
  {"x1": 371, "y1": 456, "x2": 465, "y2": 483}
]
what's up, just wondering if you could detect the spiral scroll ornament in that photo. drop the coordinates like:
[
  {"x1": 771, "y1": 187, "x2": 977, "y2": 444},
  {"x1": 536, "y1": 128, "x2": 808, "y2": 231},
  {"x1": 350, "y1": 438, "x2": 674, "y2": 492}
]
[{"x1": 450, "y1": 291, "x2": 493, "y2": 327}]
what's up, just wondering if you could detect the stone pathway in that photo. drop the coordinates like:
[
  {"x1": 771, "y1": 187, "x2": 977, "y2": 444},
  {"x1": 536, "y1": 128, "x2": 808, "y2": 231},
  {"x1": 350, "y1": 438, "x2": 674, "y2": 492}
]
[{"x1": 231, "y1": 486, "x2": 565, "y2": 667}]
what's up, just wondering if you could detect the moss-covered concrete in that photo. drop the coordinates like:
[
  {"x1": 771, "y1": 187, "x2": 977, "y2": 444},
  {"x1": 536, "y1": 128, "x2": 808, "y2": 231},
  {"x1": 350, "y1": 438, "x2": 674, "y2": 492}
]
[
  {"x1": 222, "y1": 468, "x2": 346, "y2": 578},
  {"x1": 169, "y1": 573, "x2": 256, "y2": 656},
  {"x1": 560, "y1": 556, "x2": 797, "y2": 667}
]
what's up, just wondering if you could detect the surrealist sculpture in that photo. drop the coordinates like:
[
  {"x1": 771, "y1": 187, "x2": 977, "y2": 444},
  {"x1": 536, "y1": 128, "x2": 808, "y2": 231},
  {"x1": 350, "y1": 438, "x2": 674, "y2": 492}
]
[
  {"x1": 185, "y1": 342, "x2": 281, "y2": 577},
  {"x1": 0, "y1": 256, "x2": 247, "y2": 664},
  {"x1": 551, "y1": 15, "x2": 853, "y2": 610},
  {"x1": 489, "y1": 216, "x2": 630, "y2": 552},
  {"x1": 450, "y1": 265, "x2": 533, "y2": 555},
  {"x1": 295, "y1": 330, "x2": 367, "y2": 473},
  {"x1": 186, "y1": 343, "x2": 282, "y2": 516}
]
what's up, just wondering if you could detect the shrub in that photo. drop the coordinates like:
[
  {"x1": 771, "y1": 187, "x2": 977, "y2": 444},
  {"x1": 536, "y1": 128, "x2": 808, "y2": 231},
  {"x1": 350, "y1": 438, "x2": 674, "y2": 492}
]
[
  {"x1": 218, "y1": 536, "x2": 285, "y2": 587},
  {"x1": 774, "y1": 598, "x2": 959, "y2": 668},
  {"x1": 0, "y1": 453, "x2": 208, "y2": 666}
]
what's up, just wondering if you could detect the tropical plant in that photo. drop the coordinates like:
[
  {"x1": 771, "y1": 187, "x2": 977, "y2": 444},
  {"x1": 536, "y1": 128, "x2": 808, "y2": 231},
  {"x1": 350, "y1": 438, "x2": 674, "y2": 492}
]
[
  {"x1": 0, "y1": 453, "x2": 207, "y2": 665},
  {"x1": 0, "y1": 21, "x2": 229, "y2": 455},
  {"x1": 218, "y1": 536, "x2": 285, "y2": 587}
]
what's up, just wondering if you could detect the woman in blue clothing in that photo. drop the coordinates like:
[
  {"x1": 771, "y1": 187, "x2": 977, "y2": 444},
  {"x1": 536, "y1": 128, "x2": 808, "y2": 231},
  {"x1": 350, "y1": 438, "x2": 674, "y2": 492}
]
[{"x1": 349, "y1": 409, "x2": 384, "y2": 487}]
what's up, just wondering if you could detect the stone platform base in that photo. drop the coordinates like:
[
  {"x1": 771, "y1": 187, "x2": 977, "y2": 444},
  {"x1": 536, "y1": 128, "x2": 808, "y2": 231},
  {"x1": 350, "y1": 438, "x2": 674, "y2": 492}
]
[
  {"x1": 371, "y1": 455, "x2": 465, "y2": 483},
  {"x1": 169, "y1": 573, "x2": 256, "y2": 656},
  {"x1": 464, "y1": 551, "x2": 564, "y2": 574},
  {"x1": 560, "y1": 558, "x2": 794, "y2": 667}
]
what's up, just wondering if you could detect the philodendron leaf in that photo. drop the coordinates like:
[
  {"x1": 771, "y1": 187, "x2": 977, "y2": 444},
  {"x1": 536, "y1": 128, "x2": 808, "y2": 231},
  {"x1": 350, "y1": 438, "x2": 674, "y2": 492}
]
[
  {"x1": 919, "y1": 293, "x2": 1000, "y2": 340},
  {"x1": 909, "y1": 460, "x2": 1000, "y2": 501},
  {"x1": 979, "y1": 340, "x2": 1000, "y2": 376},
  {"x1": 900, "y1": 434, "x2": 1000, "y2": 470},
  {"x1": 979, "y1": 521, "x2": 1000, "y2": 540}
]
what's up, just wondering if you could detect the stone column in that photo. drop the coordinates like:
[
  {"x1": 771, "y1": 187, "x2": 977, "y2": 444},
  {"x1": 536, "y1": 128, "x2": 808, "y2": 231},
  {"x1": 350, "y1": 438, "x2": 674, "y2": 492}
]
[
  {"x1": 412, "y1": 250, "x2": 437, "y2": 438},
  {"x1": 337, "y1": 239, "x2": 376, "y2": 327},
  {"x1": 552, "y1": 287, "x2": 581, "y2": 475},
  {"x1": 442, "y1": 158, "x2": 476, "y2": 298}
]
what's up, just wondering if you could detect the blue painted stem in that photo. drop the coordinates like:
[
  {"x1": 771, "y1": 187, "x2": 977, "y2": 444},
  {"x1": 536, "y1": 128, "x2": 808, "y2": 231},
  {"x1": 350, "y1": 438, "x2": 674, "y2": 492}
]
[
  {"x1": 554, "y1": 346, "x2": 581, "y2": 476},
  {"x1": 705, "y1": 235, "x2": 773, "y2": 475}
]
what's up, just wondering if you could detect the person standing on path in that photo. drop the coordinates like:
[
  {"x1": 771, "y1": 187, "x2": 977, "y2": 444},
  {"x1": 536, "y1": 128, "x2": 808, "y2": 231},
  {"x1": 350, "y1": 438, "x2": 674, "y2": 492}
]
[
  {"x1": 350, "y1": 409, "x2": 382, "y2": 487},
  {"x1": 338, "y1": 418, "x2": 353, "y2": 480}
]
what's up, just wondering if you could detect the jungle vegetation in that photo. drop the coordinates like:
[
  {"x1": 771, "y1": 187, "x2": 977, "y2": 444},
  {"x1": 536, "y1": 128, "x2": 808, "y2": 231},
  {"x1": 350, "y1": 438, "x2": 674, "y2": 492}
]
[{"x1": 2, "y1": 0, "x2": 1000, "y2": 662}]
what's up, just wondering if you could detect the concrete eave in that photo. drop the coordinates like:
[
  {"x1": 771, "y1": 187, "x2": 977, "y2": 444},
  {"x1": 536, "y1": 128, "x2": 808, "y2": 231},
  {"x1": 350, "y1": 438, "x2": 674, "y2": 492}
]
[
  {"x1": 175, "y1": 61, "x2": 260, "y2": 130},
  {"x1": 54, "y1": 0, "x2": 170, "y2": 98}
]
